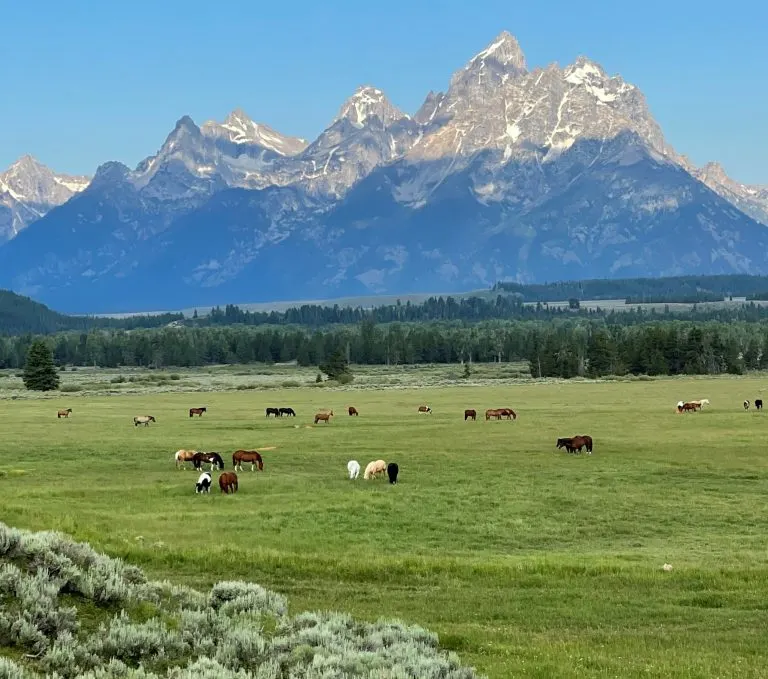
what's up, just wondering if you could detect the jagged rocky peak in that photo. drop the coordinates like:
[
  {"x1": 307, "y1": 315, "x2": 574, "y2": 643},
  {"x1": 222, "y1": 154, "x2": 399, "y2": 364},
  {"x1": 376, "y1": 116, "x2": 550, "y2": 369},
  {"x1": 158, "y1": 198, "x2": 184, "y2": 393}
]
[
  {"x1": 563, "y1": 56, "x2": 635, "y2": 103},
  {"x1": 1, "y1": 155, "x2": 90, "y2": 197},
  {"x1": 414, "y1": 90, "x2": 446, "y2": 125},
  {"x1": 334, "y1": 86, "x2": 407, "y2": 128},
  {"x1": 697, "y1": 161, "x2": 732, "y2": 185},
  {"x1": 471, "y1": 30, "x2": 527, "y2": 71},
  {"x1": 201, "y1": 108, "x2": 308, "y2": 156},
  {"x1": 451, "y1": 30, "x2": 528, "y2": 89}
]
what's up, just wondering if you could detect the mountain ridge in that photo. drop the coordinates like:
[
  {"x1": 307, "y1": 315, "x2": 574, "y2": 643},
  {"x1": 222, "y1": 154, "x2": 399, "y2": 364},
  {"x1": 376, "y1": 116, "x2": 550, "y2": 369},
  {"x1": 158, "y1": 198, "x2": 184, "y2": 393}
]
[{"x1": 1, "y1": 30, "x2": 767, "y2": 313}]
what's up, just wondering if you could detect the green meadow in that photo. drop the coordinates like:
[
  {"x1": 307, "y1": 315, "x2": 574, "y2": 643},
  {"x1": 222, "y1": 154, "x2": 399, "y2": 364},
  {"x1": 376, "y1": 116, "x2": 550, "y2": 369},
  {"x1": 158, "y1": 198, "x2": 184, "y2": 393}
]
[{"x1": 1, "y1": 370, "x2": 768, "y2": 678}]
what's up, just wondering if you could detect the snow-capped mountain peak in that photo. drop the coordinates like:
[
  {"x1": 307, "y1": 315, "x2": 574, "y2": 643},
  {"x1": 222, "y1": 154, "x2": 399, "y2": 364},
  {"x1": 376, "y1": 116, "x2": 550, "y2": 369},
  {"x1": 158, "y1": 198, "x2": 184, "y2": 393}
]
[
  {"x1": 467, "y1": 30, "x2": 527, "y2": 73},
  {"x1": 0, "y1": 155, "x2": 90, "y2": 241},
  {"x1": 202, "y1": 109, "x2": 308, "y2": 156},
  {"x1": 334, "y1": 86, "x2": 407, "y2": 128}
]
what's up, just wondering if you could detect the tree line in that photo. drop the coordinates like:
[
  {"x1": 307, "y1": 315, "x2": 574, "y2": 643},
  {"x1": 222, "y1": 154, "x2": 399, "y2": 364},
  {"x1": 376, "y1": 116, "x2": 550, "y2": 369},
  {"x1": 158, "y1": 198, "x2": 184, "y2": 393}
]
[{"x1": 2, "y1": 318, "x2": 767, "y2": 378}]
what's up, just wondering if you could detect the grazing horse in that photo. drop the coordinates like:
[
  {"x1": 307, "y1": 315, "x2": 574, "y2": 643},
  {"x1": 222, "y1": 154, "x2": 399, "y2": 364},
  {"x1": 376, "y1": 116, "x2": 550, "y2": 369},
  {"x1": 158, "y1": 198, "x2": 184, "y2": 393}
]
[
  {"x1": 134, "y1": 415, "x2": 156, "y2": 427},
  {"x1": 556, "y1": 437, "x2": 590, "y2": 454},
  {"x1": 279, "y1": 407, "x2": 296, "y2": 417},
  {"x1": 676, "y1": 402, "x2": 698, "y2": 413},
  {"x1": 501, "y1": 408, "x2": 517, "y2": 420},
  {"x1": 193, "y1": 452, "x2": 224, "y2": 471},
  {"x1": 189, "y1": 407, "x2": 207, "y2": 418},
  {"x1": 744, "y1": 400, "x2": 750, "y2": 410},
  {"x1": 387, "y1": 462, "x2": 399, "y2": 484},
  {"x1": 485, "y1": 408, "x2": 504, "y2": 420},
  {"x1": 347, "y1": 460, "x2": 360, "y2": 479},
  {"x1": 348, "y1": 406, "x2": 359, "y2": 416},
  {"x1": 195, "y1": 472, "x2": 212, "y2": 494},
  {"x1": 314, "y1": 410, "x2": 333, "y2": 424},
  {"x1": 265, "y1": 407, "x2": 280, "y2": 418},
  {"x1": 756, "y1": 399, "x2": 763, "y2": 410},
  {"x1": 219, "y1": 472, "x2": 238, "y2": 494},
  {"x1": 57, "y1": 408, "x2": 72, "y2": 419},
  {"x1": 232, "y1": 450, "x2": 264, "y2": 472},
  {"x1": 691, "y1": 399, "x2": 710, "y2": 408},
  {"x1": 174, "y1": 449, "x2": 198, "y2": 470},
  {"x1": 418, "y1": 405, "x2": 432, "y2": 414},
  {"x1": 464, "y1": 409, "x2": 476, "y2": 421},
  {"x1": 364, "y1": 460, "x2": 387, "y2": 480}
]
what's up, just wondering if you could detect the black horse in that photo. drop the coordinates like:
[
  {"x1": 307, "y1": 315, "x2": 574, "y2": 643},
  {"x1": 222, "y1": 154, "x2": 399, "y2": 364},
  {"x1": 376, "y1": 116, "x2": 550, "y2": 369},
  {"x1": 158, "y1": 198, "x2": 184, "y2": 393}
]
[
  {"x1": 756, "y1": 399, "x2": 763, "y2": 410},
  {"x1": 266, "y1": 407, "x2": 281, "y2": 417},
  {"x1": 387, "y1": 462, "x2": 399, "y2": 484},
  {"x1": 279, "y1": 407, "x2": 296, "y2": 417}
]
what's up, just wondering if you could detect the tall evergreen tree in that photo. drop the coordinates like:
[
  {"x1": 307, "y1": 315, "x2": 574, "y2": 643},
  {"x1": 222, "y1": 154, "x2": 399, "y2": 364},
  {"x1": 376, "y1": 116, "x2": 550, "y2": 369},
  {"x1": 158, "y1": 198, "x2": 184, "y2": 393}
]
[{"x1": 22, "y1": 340, "x2": 60, "y2": 391}]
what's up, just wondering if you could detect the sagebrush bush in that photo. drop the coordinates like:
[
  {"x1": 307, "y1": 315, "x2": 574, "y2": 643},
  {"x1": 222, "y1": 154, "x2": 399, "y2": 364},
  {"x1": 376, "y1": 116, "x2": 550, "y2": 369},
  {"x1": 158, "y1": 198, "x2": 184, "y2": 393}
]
[{"x1": 0, "y1": 522, "x2": 482, "y2": 678}]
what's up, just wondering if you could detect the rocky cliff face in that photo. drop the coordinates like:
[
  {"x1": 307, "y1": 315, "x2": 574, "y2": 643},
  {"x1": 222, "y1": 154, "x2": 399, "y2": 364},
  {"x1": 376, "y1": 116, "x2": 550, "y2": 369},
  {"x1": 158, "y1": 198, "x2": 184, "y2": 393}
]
[{"x1": 0, "y1": 31, "x2": 765, "y2": 313}]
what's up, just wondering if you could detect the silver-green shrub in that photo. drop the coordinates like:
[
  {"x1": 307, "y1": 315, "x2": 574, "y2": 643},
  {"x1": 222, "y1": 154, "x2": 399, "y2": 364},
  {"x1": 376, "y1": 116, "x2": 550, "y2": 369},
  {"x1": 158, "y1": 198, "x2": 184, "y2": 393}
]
[{"x1": 0, "y1": 521, "x2": 483, "y2": 679}]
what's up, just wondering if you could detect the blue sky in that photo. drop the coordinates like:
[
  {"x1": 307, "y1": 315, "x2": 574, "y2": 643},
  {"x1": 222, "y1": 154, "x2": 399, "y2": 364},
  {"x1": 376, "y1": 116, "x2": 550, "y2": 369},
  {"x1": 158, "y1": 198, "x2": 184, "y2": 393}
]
[{"x1": 2, "y1": 0, "x2": 766, "y2": 182}]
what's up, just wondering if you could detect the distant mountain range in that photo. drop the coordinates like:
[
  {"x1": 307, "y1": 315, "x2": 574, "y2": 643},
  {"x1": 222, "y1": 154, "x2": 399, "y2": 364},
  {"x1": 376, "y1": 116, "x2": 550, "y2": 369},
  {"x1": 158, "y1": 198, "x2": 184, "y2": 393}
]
[{"x1": 2, "y1": 31, "x2": 768, "y2": 314}]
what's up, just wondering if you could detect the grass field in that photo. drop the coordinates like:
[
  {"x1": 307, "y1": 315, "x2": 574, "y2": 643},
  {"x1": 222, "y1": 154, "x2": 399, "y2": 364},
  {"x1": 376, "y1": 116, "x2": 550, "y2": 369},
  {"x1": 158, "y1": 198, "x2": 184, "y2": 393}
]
[{"x1": 2, "y1": 370, "x2": 768, "y2": 677}]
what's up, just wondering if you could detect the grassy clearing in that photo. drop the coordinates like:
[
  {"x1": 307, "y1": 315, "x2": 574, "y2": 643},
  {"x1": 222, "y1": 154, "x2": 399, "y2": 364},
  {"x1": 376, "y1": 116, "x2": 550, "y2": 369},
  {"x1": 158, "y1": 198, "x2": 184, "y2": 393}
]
[{"x1": 1, "y1": 370, "x2": 768, "y2": 677}]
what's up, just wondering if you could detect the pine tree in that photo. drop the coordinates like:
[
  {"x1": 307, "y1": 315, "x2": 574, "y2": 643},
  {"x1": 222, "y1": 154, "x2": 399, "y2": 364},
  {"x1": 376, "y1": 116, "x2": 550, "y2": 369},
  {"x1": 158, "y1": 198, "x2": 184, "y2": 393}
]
[
  {"x1": 22, "y1": 340, "x2": 60, "y2": 391},
  {"x1": 319, "y1": 348, "x2": 352, "y2": 381}
]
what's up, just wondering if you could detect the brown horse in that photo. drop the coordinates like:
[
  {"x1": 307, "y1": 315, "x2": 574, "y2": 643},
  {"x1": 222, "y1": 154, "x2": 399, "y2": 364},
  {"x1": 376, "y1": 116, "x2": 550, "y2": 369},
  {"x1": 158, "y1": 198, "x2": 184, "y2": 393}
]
[
  {"x1": 193, "y1": 452, "x2": 224, "y2": 471},
  {"x1": 57, "y1": 408, "x2": 72, "y2": 419},
  {"x1": 501, "y1": 408, "x2": 517, "y2": 420},
  {"x1": 464, "y1": 409, "x2": 476, "y2": 421},
  {"x1": 314, "y1": 410, "x2": 334, "y2": 424},
  {"x1": 485, "y1": 409, "x2": 504, "y2": 420},
  {"x1": 219, "y1": 472, "x2": 238, "y2": 494},
  {"x1": 677, "y1": 402, "x2": 699, "y2": 413},
  {"x1": 418, "y1": 405, "x2": 432, "y2": 414},
  {"x1": 556, "y1": 436, "x2": 591, "y2": 454},
  {"x1": 348, "y1": 406, "x2": 359, "y2": 416},
  {"x1": 189, "y1": 407, "x2": 207, "y2": 418},
  {"x1": 174, "y1": 449, "x2": 197, "y2": 470},
  {"x1": 134, "y1": 415, "x2": 156, "y2": 426},
  {"x1": 233, "y1": 450, "x2": 264, "y2": 472}
]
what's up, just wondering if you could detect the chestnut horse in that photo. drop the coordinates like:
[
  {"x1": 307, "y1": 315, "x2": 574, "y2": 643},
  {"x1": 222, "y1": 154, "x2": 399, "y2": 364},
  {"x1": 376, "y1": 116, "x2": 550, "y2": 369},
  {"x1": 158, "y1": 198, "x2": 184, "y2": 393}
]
[
  {"x1": 676, "y1": 402, "x2": 699, "y2": 413},
  {"x1": 134, "y1": 415, "x2": 156, "y2": 426},
  {"x1": 418, "y1": 405, "x2": 432, "y2": 414},
  {"x1": 219, "y1": 472, "x2": 238, "y2": 494},
  {"x1": 174, "y1": 449, "x2": 197, "y2": 470},
  {"x1": 193, "y1": 452, "x2": 224, "y2": 471},
  {"x1": 189, "y1": 407, "x2": 207, "y2": 418},
  {"x1": 314, "y1": 410, "x2": 334, "y2": 424},
  {"x1": 485, "y1": 409, "x2": 503, "y2": 420},
  {"x1": 57, "y1": 408, "x2": 72, "y2": 419},
  {"x1": 464, "y1": 409, "x2": 476, "y2": 421},
  {"x1": 348, "y1": 406, "x2": 359, "y2": 416},
  {"x1": 233, "y1": 450, "x2": 264, "y2": 472},
  {"x1": 501, "y1": 408, "x2": 517, "y2": 420}
]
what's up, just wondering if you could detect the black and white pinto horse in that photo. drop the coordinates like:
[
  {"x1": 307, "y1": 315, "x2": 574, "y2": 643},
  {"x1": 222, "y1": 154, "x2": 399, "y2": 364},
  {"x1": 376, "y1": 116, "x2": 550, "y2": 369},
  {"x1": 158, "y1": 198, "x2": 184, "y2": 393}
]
[
  {"x1": 744, "y1": 400, "x2": 750, "y2": 410},
  {"x1": 195, "y1": 472, "x2": 212, "y2": 494}
]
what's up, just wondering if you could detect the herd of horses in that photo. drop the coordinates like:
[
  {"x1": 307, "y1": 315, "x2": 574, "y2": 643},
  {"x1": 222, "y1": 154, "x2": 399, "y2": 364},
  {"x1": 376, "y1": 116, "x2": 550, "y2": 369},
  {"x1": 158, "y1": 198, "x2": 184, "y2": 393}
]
[{"x1": 463, "y1": 408, "x2": 517, "y2": 421}]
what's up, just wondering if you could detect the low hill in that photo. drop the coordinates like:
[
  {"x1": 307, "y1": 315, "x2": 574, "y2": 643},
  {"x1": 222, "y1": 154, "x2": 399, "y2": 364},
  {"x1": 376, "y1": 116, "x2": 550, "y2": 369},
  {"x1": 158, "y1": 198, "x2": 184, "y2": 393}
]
[{"x1": 0, "y1": 289, "x2": 182, "y2": 335}]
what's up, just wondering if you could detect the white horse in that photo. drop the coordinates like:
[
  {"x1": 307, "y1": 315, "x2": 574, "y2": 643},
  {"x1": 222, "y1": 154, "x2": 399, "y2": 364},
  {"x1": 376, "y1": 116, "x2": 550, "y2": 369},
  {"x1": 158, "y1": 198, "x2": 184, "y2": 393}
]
[{"x1": 347, "y1": 460, "x2": 360, "y2": 480}]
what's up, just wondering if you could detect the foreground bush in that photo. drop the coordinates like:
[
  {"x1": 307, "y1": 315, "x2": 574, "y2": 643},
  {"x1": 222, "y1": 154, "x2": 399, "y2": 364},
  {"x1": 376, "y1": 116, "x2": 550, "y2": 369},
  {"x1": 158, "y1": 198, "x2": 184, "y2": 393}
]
[{"x1": 0, "y1": 522, "x2": 481, "y2": 678}]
